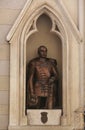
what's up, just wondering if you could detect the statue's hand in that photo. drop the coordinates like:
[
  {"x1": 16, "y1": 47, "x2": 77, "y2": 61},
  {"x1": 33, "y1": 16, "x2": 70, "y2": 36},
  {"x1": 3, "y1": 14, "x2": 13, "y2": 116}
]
[
  {"x1": 30, "y1": 94, "x2": 38, "y2": 104},
  {"x1": 49, "y1": 77, "x2": 55, "y2": 84},
  {"x1": 31, "y1": 93, "x2": 35, "y2": 97},
  {"x1": 30, "y1": 92, "x2": 37, "y2": 99}
]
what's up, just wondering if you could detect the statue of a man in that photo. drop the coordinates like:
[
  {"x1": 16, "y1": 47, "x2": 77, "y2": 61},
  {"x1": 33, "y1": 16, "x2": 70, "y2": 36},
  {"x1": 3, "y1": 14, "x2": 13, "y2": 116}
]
[{"x1": 26, "y1": 45, "x2": 59, "y2": 109}]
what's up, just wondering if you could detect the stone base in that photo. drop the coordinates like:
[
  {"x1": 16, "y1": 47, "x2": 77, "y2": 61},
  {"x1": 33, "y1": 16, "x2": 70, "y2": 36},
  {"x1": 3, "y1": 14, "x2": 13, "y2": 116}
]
[
  {"x1": 27, "y1": 109, "x2": 62, "y2": 125},
  {"x1": 8, "y1": 126, "x2": 73, "y2": 130}
]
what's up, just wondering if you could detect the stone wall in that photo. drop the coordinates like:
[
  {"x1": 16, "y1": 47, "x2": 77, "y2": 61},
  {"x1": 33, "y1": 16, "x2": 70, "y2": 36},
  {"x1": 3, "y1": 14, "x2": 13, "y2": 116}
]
[
  {"x1": 0, "y1": 1, "x2": 27, "y2": 129},
  {"x1": 0, "y1": 0, "x2": 84, "y2": 130}
]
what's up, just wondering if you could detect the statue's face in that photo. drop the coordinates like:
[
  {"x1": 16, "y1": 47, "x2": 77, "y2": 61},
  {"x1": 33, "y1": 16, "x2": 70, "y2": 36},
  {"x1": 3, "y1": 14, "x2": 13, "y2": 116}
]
[{"x1": 39, "y1": 46, "x2": 47, "y2": 58}]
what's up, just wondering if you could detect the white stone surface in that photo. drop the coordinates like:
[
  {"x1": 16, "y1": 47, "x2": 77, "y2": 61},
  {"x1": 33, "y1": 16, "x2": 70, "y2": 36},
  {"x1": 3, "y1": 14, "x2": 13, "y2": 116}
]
[
  {"x1": 0, "y1": 60, "x2": 9, "y2": 76},
  {"x1": 78, "y1": 0, "x2": 85, "y2": 111},
  {"x1": 0, "y1": 45, "x2": 10, "y2": 60},
  {"x1": 0, "y1": 115, "x2": 8, "y2": 129},
  {"x1": 6, "y1": 0, "x2": 84, "y2": 130},
  {"x1": 27, "y1": 110, "x2": 61, "y2": 125},
  {"x1": 8, "y1": 126, "x2": 72, "y2": 130},
  {"x1": 0, "y1": 25, "x2": 11, "y2": 44},
  {"x1": 62, "y1": 0, "x2": 78, "y2": 26},
  {"x1": 0, "y1": 0, "x2": 27, "y2": 9},
  {"x1": 0, "y1": 105, "x2": 8, "y2": 115},
  {"x1": 0, "y1": 91, "x2": 8, "y2": 105},
  {"x1": 0, "y1": 76, "x2": 9, "y2": 91},
  {"x1": 0, "y1": 9, "x2": 21, "y2": 25}
]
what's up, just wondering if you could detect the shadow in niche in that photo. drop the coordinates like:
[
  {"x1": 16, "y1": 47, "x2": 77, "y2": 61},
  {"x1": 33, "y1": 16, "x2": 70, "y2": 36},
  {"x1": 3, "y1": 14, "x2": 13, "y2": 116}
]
[{"x1": 26, "y1": 14, "x2": 62, "y2": 113}]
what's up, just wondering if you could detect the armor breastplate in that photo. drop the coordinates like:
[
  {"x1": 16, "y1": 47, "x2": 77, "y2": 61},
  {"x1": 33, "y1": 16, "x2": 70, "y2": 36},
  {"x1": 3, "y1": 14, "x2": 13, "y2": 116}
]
[
  {"x1": 35, "y1": 61, "x2": 51, "y2": 83},
  {"x1": 34, "y1": 60, "x2": 51, "y2": 96}
]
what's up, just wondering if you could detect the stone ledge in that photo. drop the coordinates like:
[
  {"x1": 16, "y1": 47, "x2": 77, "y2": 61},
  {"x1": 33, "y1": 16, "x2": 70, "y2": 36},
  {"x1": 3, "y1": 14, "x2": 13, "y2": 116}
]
[
  {"x1": 27, "y1": 110, "x2": 62, "y2": 125},
  {"x1": 8, "y1": 126, "x2": 73, "y2": 130}
]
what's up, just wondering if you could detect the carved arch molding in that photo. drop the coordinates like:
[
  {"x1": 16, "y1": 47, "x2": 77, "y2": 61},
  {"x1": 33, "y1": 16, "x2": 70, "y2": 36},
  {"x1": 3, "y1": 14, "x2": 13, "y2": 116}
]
[
  {"x1": 20, "y1": 4, "x2": 68, "y2": 126},
  {"x1": 7, "y1": 0, "x2": 84, "y2": 130}
]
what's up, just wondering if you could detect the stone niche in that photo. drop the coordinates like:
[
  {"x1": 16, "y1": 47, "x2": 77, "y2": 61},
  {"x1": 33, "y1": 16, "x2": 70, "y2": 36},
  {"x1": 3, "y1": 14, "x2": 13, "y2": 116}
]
[
  {"x1": 26, "y1": 14, "x2": 62, "y2": 109},
  {"x1": 7, "y1": 0, "x2": 84, "y2": 130}
]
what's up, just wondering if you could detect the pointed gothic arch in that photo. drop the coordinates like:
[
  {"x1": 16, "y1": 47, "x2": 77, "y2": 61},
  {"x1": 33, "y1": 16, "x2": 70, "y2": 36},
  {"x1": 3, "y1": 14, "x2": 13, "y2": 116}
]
[{"x1": 19, "y1": 5, "x2": 69, "y2": 126}]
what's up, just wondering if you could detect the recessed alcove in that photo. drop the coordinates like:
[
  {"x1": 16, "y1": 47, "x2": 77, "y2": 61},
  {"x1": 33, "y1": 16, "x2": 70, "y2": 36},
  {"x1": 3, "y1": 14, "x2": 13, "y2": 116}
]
[{"x1": 26, "y1": 14, "x2": 62, "y2": 109}]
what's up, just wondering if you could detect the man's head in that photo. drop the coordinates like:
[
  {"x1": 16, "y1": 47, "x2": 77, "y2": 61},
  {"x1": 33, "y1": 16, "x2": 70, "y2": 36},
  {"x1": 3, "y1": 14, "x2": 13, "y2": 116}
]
[{"x1": 38, "y1": 45, "x2": 47, "y2": 58}]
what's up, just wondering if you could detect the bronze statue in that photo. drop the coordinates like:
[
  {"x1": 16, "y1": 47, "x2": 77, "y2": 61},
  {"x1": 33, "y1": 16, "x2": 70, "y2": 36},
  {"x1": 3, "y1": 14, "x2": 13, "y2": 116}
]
[{"x1": 26, "y1": 45, "x2": 59, "y2": 109}]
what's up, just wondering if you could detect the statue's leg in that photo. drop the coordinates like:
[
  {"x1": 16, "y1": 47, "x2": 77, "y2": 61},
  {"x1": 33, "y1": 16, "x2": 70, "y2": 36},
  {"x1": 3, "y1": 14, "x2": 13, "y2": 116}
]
[{"x1": 36, "y1": 97, "x2": 41, "y2": 109}]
